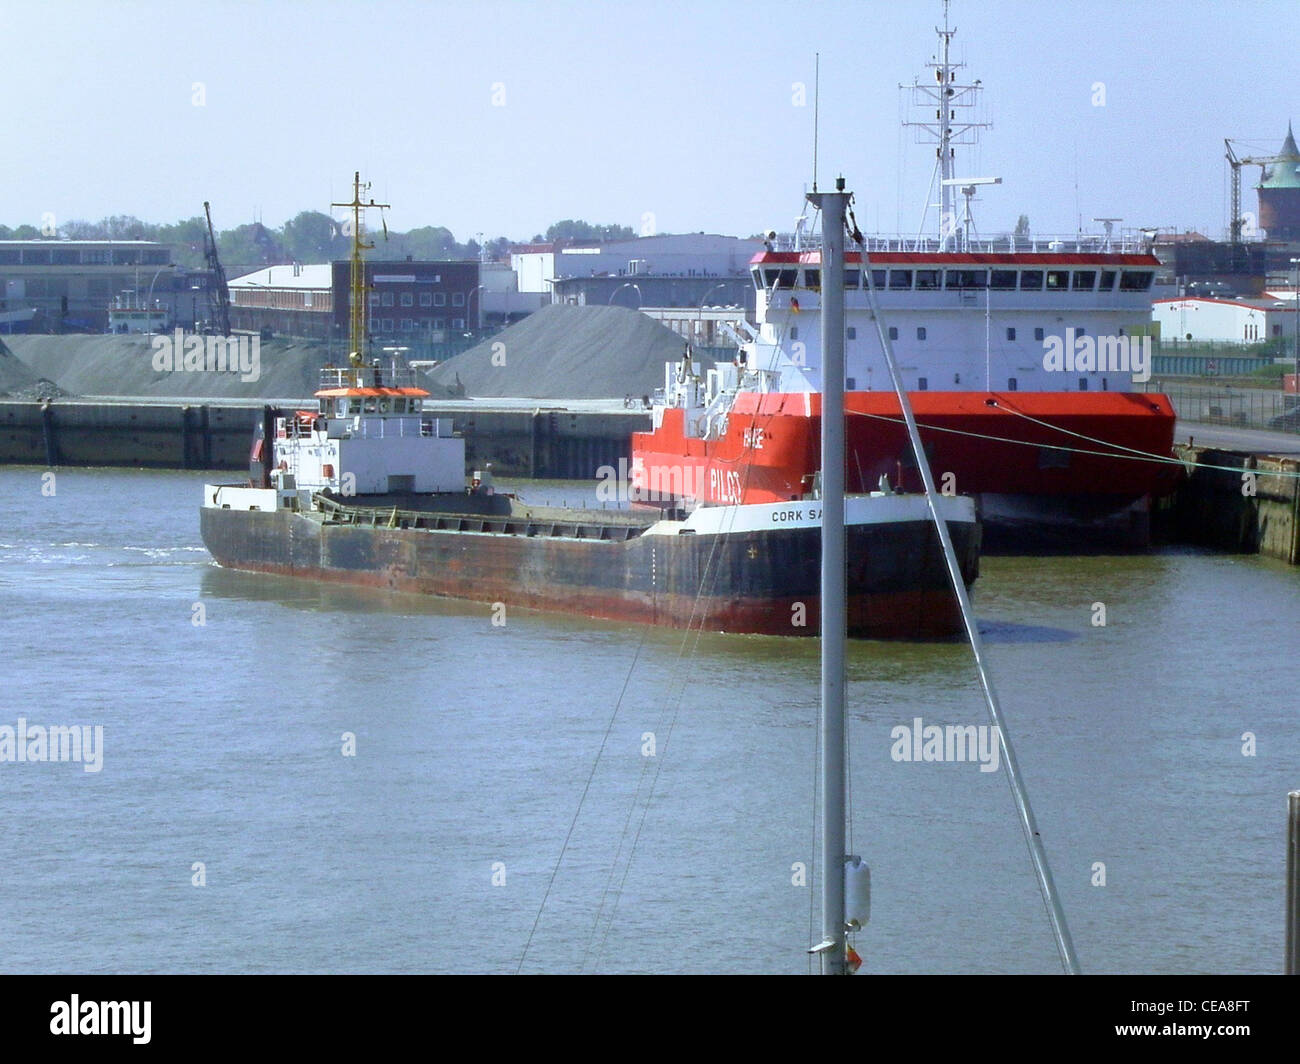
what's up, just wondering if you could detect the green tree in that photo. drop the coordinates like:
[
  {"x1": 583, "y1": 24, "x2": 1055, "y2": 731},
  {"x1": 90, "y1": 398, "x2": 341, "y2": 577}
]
[
  {"x1": 544, "y1": 219, "x2": 635, "y2": 243},
  {"x1": 378, "y1": 225, "x2": 461, "y2": 260},
  {"x1": 1013, "y1": 214, "x2": 1031, "y2": 240},
  {"x1": 218, "y1": 223, "x2": 284, "y2": 272},
  {"x1": 281, "y1": 210, "x2": 347, "y2": 262},
  {"x1": 154, "y1": 216, "x2": 210, "y2": 269}
]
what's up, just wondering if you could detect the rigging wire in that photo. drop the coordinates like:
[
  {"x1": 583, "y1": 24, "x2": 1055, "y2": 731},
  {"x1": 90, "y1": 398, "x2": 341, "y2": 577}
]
[
  {"x1": 515, "y1": 620, "x2": 653, "y2": 974},
  {"x1": 850, "y1": 197, "x2": 1082, "y2": 974},
  {"x1": 588, "y1": 463, "x2": 753, "y2": 970}
]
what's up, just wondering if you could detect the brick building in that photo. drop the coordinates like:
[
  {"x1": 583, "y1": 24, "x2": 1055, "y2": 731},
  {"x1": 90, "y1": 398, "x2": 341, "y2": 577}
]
[{"x1": 229, "y1": 259, "x2": 481, "y2": 343}]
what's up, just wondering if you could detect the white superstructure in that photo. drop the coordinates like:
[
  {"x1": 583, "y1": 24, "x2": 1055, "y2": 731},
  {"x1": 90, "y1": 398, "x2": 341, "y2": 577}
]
[{"x1": 743, "y1": 251, "x2": 1160, "y2": 394}]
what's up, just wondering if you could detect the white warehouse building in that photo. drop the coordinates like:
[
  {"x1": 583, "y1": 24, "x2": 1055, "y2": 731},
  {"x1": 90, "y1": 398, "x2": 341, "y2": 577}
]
[{"x1": 1153, "y1": 296, "x2": 1300, "y2": 345}]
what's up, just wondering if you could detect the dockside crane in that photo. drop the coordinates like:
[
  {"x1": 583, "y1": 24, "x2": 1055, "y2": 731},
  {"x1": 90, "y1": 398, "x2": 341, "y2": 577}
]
[
  {"x1": 202, "y1": 201, "x2": 232, "y2": 336},
  {"x1": 1225, "y1": 139, "x2": 1289, "y2": 245}
]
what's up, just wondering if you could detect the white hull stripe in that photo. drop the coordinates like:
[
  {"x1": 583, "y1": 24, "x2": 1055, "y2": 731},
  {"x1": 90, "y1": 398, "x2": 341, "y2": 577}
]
[{"x1": 647, "y1": 493, "x2": 976, "y2": 537}]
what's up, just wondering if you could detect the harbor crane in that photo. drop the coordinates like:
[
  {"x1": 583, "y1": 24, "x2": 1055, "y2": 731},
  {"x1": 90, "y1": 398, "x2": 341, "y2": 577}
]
[
  {"x1": 1225, "y1": 139, "x2": 1290, "y2": 245},
  {"x1": 202, "y1": 201, "x2": 232, "y2": 336}
]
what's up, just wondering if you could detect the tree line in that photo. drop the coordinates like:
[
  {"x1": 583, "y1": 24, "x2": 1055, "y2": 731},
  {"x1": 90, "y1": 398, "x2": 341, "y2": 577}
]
[{"x1": 0, "y1": 215, "x2": 638, "y2": 273}]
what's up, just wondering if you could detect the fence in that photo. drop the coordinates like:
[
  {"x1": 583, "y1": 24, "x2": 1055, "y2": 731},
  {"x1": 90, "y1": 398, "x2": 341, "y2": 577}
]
[
  {"x1": 1152, "y1": 353, "x2": 1278, "y2": 377},
  {"x1": 1152, "y1": 338, "x2": 1294, "y2": 378},
  {"x1": 1147, "y1": 382, "x2": 1300, "y2": 433}
]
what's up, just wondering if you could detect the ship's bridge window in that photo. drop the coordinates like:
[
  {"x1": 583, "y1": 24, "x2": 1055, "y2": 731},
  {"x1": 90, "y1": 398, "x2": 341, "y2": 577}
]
[
  {"x1": 990, "y1": 270, "x2": 1018, "y2": 290},
  {"x1": 1119, "y1": 270, "x2": 1154, "y2": 291},
  {"x1": 1046, "y1": 270, "x2": 1070, "y2": 290},
  {"x1": 888, "y1": 270, "x2": 912, "y2": 290},
  {"x1": 869, "y1": 269, "x2": 887, "y2": 289},
  {"x1": 363, "y1": 398, "x2": 377, "y2": 414},
  {"x1": 318, "y1": 398, "x2": 328, "y2": 414},
  {"x1": 915, "y1": 269, "x2": 940, "y2": 290},
  {"x1": 1099, "y1": 270, "x2": 1117, "y2": 291},
  {"x1": 1020, "y1": 270, "x2": 1044, "y2": 290},
  {"x1": 751, "y1": 268, "x2": 763, "y2": 290},
  {"x1": 945, "y1": 269, "x2": 987, "y2": 289},
  {"x1": 843, "y1": 269, "x2": 860, "y2": 288},
  {"x1": 378, "y1": 399, "x2": 391, "y2": 413},
  {"x1": 1073, "y1": 271, "x2": 1097, "y2": 291},
  {"x1": 764, "y1": 268, "x2": 797, "y2": 289},
  {"x1": 804, "y1": 269, "x2": 820, "y2": 290}
]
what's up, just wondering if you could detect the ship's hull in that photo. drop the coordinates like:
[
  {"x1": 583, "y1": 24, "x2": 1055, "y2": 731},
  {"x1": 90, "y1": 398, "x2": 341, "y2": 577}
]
[
  {"x1": 631, "y1": 389, "x2": 1178, "y2": 546},
  {"x1": 200, "y1": 493, "x2": 980, "y2": 639}
]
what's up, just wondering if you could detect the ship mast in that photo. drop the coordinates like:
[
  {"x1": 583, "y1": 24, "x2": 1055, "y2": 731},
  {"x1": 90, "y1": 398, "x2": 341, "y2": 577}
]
[
  {"x1": 332, "y1": 172, "x2": 389, "y2": 379},
  {"x1": 903, "y1": 1, "x2": 990, "y2": 249},
  {"x1": 808, "y1": 178, "x2": 850, "y2": 975}
]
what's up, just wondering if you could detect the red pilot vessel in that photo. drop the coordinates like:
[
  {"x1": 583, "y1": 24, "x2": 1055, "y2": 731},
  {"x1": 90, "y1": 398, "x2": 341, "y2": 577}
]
[{"x1": 631, "y1": 13, "x2": 1177, "y2": 547}]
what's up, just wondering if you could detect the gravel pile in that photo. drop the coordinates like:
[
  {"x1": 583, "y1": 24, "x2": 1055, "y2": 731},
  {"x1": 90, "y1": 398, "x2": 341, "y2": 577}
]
[
  {"x1": 2, "y1": 334, "x2": 340, "y2": 399},
  {"x1": 421, "y1": 304, "x2": 690, "y2": 400}
]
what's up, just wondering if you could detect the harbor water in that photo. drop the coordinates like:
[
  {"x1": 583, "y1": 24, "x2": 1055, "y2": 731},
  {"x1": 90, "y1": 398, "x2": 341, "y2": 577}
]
[{"x1": 1, "y1": 466, "x2": 1298, "y2": 974}]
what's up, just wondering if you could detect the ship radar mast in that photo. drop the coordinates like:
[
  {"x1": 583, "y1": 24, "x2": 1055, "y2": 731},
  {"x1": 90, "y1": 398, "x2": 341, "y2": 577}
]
[
  {"x1": 332, "y1": 172, "x2": 390, "y2": 381},
  {"x1": 902, "y1": 0, "x2": 992, "y2": 250}
]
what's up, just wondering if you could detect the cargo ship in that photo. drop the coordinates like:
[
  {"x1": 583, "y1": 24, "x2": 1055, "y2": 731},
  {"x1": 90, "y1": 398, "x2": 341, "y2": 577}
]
[
  {"x1": 630, "y1": 7, "x2": 1178, "y2": 547},
  {"x1": 199, "y1": 173, "x2": 980, "y2": 639}
]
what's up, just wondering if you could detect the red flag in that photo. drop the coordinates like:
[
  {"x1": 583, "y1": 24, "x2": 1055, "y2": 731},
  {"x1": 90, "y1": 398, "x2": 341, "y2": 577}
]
[
  {"x1": 790, "y1": 297, "x2": 801, "y2": 313},
  {"x1": 846, "y1": 945, "x2": 863, "y2": 973}
]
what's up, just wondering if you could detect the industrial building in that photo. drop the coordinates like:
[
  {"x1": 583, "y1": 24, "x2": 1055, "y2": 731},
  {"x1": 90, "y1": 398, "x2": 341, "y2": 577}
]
[
  {"x1": 513, "y1": 234, "x2": 762, "y2": 314},
  {"x1": 0, "y1": 239, "x2": 177, "y2": 332},
  {"x1": 1153, "y1": 294, "x2": 1300, "y2": 345},
  {"x1": 229, "y1": 264, "x2": 333, "y2": 337},
  {"x1": 1148, "y1": 125, "x2": 1300, "y2": 297}
]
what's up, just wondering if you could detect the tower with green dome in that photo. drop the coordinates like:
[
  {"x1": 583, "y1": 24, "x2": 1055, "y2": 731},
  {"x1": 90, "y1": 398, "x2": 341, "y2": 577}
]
[{"x1": 1259, "y1": 123, "x2": 1300, "y2": 240}]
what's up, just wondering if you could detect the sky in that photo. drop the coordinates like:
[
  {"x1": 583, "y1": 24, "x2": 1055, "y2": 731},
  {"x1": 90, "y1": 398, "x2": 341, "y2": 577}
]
[{"x1": 1, "y1": 0, "x2": 1295, "y2": 244}]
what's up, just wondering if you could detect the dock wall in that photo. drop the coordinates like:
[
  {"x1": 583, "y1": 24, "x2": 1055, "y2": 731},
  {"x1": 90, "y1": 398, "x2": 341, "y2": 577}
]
[
  {"x1": 0, "y1": 399, "x2": 649, "y2": 480},
  {"x1": 1164, "y1": 444, "x2": 1300, "y2": 563}
]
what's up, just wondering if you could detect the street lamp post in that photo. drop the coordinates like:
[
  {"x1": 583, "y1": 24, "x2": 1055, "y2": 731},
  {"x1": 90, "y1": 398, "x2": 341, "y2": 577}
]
[
  {"x1": 1291, "y1": 258, "x2": 1300, "y2": 398},
  {"x1": 608, "y1": 282, "x2": 641, "y2": 308},
  {"x1": 144, "y1": 265, "x2": 177, "y2": 332},
  {"x1": 465, "y1": 284, "x2": 486, "y2": 333},
  {"x1": 697, "y1": 281, "x2": 728, "y2": 348}
]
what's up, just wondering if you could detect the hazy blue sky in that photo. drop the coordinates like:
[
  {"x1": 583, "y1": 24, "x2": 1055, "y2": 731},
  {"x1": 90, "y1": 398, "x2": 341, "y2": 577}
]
[{"x1": 2, "y1": 0, "x2": 1294, "y2": 242}]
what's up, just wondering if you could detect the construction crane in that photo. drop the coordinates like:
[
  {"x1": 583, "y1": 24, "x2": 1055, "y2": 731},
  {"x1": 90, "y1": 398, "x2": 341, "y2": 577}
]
[
  {"x1": 202, "y1": 201, "x2": 232, "y2": 336},
  {"x1": 1225, "y1": 139, "x2": 1290, "y2": 244}
]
